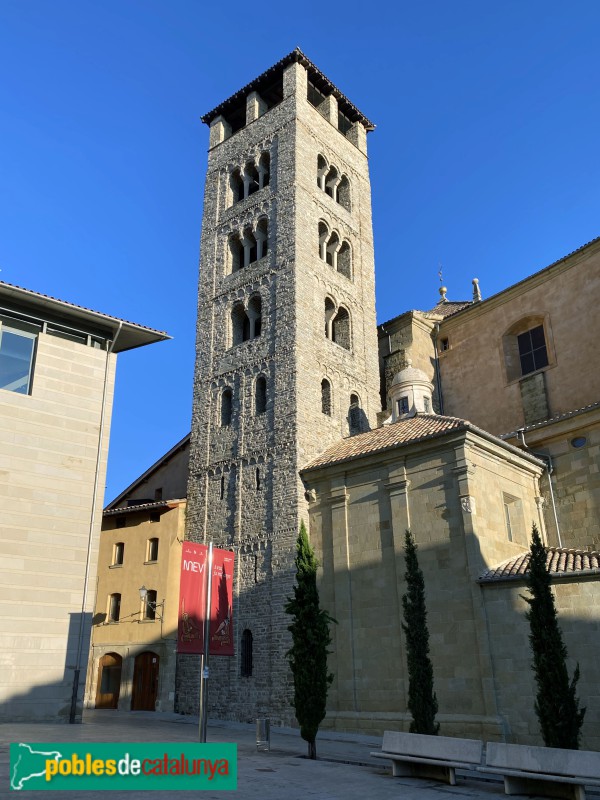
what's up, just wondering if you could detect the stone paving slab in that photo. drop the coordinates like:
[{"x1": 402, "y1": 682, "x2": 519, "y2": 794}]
[{"x1": 0, "y1": 710, "x2": 573, "y2": 800}]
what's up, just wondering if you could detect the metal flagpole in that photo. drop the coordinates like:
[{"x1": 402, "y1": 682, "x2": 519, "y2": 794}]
[{"x1": 198, "y1": 542, "x2": 213, "y2": 743}]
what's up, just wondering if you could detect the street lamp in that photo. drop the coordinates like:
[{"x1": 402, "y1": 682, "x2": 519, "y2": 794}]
[{"x1": 138, "y1": 585, "x2": 164, "y2": 622}]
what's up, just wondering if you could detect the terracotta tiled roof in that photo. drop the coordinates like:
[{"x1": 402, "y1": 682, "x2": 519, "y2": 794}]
[
  {"x1": 423, "y1": 300, "x2": 472, "y2": 319},
  {"x1": 302, "y1": 414, "x2": 469, "y2": 471},
  {"x1": 479, "y1": 548, "x2": 600, "y2": 583},
  {"x1": 103, "y1": 499, "x2": 185, "y2": 516}
]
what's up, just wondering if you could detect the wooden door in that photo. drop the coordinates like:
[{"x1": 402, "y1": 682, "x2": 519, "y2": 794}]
[
  {"x1": 131, "y1": 651, "x2": 159, "y2": 711},
  {"x1": 95, "y1": 653, "x2": 122, "y2": 709}
]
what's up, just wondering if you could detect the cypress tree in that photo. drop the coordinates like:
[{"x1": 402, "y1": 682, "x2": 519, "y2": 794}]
[
  {"x1": 402, "y1": 530, "x2": 439, "y2": 735},
  {"x1": 524, "y1": 523, "x2": 585, "y2": 749},
  {"x1": 285, "y1": 521, "x2": 335, "y2": 759}
]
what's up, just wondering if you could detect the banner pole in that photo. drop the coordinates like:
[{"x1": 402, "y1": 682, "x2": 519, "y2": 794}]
[{"x1": 199, "y1": 542, "x2": 213, "y2": 743}]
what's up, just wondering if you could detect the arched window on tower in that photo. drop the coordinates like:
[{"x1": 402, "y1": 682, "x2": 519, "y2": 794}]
[
  {"x1": 325, "y1": 166, "x2": 339, "y2": 200},
  {"x1": 221, "y1": 388, "x2": 233, "y2": 427},
  {"x1": 337, "y1": 241, "x2": 352, "y2": 279},
  {"x1": 230, "y1": 169, "x2": 244, "y2": 205},
  {"x1": 231, "y1": 302, "x2": 247, "y2": 346},
  {"x1": 247, "y1": 294, "x2": 262, "y2": 339},
  {"x1": 258, "y1": 152, "x2": 270, "y2": 189},
  {"x1": 229, "y1": 233, "x2": 244, "y2": 273},
  {"x1": 245, "y1": 161, "x2": 260, "y2": 197},
  {"x1": 255, "y1": 375, "x2": 267, "y2": 414},
  {"x1": 324, "y1": 297, "x2": 336, "y2": 339},
  {"x1": 349, "y1": 393, "x2": 361, "y2": 434},
  {"x1": 256, "y1": 217, "x2": 268, "y2": 260},
  {"x1": 326, "y1": 231, "x2": 339, "y2": 268},
  {"x1": 338, "y1": 175, "x2": 351, "y2": 211},
  {"x1": 317, "y1": 154, "x2": 328, "y2": 191},
  {"x1": 321, "y1": 379, "x2": 332, "y2": 416},
  {"x1": 243, "y1": 227, "x2": 258, "y2": 267},
  {"x1": 318, "y1": 221, "x2": 329, "y2": 261},
  {"x1": 332, "y1": 306, "x2": 351, "y2": 350}
]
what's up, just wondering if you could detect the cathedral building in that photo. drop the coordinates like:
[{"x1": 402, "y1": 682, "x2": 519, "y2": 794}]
[{"x1": 173, "y1": 50, "x2": 600, "y2": 747}]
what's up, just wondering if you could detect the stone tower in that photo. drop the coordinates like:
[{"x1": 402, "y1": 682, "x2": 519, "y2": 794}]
[{"x1": 179, "y1": 50, "x2": 380, "y2": 723}]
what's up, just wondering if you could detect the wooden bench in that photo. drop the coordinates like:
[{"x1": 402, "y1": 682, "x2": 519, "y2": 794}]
[
  {"x1": 479, "y1": 742, "x2": 600, "y2": 800},
  {"x1": 370, "y1": 730, "x2": 483, "y2": 785}
]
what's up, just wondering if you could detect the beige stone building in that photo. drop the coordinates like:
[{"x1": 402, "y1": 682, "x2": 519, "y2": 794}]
[
  {"x1": 302, "y1": 369, "x2": 600, "y2": 749},
  {"x1": 85, "y1": 435, "x2": 189, "y2": 712},
  {"x1": 0, "y1": 281, "x2": 168, "y2": 722},
  {"x1": 379, "y1": 236, "x2": 600, "y2": 550}
]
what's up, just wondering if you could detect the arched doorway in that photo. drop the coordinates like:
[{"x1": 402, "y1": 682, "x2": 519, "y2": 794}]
[
  {"x1": 131, "y1": 651, "x2": 159, "y2": 711},
  {"x1": 95, "y1": 652, "x2": 122, "y2": 709}
]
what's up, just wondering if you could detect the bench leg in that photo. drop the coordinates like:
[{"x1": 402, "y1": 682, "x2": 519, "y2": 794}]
[
  {"x1": 503, "y1": 775, "x2": 585, "y2": 800},
  {"x1": 391, "y1": 761, "x2": 413, "y2": 777},
  {"x1": 391, "y1": 761, "x2": 455, "y2": 785}
]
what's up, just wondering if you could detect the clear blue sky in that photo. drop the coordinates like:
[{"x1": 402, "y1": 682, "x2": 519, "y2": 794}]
[{"x1": 1, "y1": 1, "x2": 598, "y2": 503}]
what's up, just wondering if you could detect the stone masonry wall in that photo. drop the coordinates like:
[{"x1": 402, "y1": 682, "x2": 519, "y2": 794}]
[{"x1": 182, "y1": 59, "x2": 381, "y2": 725}]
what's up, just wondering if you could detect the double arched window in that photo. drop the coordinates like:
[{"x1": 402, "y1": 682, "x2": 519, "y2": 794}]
[
  {"x1": 318, "y1": 221, "x2": 352, "y2": 279},
  {"x1": 317, "y1": 154, "x2": 351, "y2": 211},
  {"x1": 324, "y1": 298, "x2": 351, "y2": 350},
  {"x1": 231, "y1": 294, "x2": 262, "y2": 347}
]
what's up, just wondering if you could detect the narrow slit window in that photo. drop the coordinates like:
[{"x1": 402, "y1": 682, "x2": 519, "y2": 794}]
[
  {"x1": 147, "y1": 538, "x2": 159, "y2": 562},
  {"x1": 241, "y1": 629, "x2": 253, "y2": 677},
  {"x1": 112, "y1": 542, "x2": 124, "y2": 566},
  {"x1": 108, "y1": 593, "x2": 121, "y2": 622},
  {"x1": 321, "y1": 379, "x2": 332, "y2": 415}
]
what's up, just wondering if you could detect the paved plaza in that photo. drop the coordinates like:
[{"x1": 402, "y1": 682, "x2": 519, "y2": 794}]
[{"x1": 0, "y1": 710, "x2": 589, "y2": 799}]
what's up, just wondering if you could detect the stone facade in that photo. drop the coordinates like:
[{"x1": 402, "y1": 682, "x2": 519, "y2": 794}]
[
  {"x1": 182, "y1": 51, "x2": 380, "y2": 724},
  {"x1": 434, "y1": 239, "x2": 600, "y2": 549},
  {"x1": 179, "y1": 52, "x2": 600, "y2": 747},
  {"x1": 481, "y1": 578, "x2": 600, "y2": 751},
  {"x1": 301, "y1": 419, "x2": 554, "y2": 743},
  {"x1": 0, "y1": 282, "x2": 167, "y2": 722},
  {"x1": 377, "y1": 239, "x2": 600, "y2": 550}
]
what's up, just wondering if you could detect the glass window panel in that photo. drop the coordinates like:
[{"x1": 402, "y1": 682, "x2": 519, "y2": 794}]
[
  {"x1": 0, "y1": 328, "x2": 36, "y2": 394},
  {"x1": 529, "y1": 325, "x2": 545, "y2": 349},
  {"x1": 520, "y1": 352, "x2": 535, "y2": 375},
  {"x1": 517, "y1": 331, "x2": 531, "y2": 356},
  {"x1": 533, "y1": 347, "x2": 548, "y2": 370}
]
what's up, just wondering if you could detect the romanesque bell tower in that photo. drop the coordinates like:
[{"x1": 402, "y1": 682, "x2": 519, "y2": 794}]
[{"x1": 179, "y1": 50, "x2": 380, "y2": 723}]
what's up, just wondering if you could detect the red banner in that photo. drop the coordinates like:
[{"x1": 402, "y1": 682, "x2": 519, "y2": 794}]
[{"x1": 177, "y1": 542, "x2": 235, "y2": 656}]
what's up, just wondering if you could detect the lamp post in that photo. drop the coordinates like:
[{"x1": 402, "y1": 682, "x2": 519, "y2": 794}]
[{"x1": 138, "y1": 585, "x2": 164, "y2": 622}]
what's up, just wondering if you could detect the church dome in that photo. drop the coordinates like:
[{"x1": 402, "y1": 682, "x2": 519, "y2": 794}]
[
  {"x1": 389, "y1": 359, "x2": 435, "y2": 421},
  {"x1": 391, "y1": 364, "x2": 430, "y2": 387}
]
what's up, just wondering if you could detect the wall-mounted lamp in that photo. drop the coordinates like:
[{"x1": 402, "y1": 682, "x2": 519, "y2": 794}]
[{"x1": 139, "y1": 585, "x2": 165, "y2": 622}]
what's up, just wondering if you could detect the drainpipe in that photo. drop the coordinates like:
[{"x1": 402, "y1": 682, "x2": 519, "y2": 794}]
[
  {"x1": 70, "y1": 322, "x2": 122, "y2": 723},
  {"x1": 516, "y1": 427, "x2": 562, "y2": 548},
  {"x1": 432, "y1": 322, "x2": 445, "y2": 414}
]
